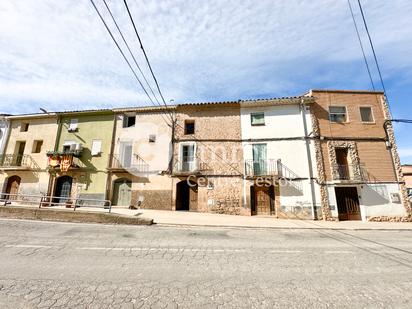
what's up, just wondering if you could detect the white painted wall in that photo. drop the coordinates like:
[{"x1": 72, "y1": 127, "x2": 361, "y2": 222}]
[
  {"x1": 240, "y1": 103, "x2": 321, "y2": 212},
  {"x1": 114, "y1": 113, "x2": 172, "y2": 173},
  {"x1": 0, "y1": 118, "x2": 9, "y2": 155},
  {"x1": 327, "y1": 183, "x2": 406, "y2": 220}
]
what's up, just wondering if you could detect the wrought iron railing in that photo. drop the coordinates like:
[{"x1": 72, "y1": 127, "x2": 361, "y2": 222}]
[
  {"x1": 244, "y1": 159, "x2": 279, "y2": 177},
  {"x1": 332, "y1": 164, "x2": 364, "y2": 181},
  {"x1": 109, "y1": 154, "x2": 149, "y2": 173},
  {"x1": 0, "y1": 193, "x2": 111, "y2": 212},
  {"x1": 0, "y1": 154, "x2": 38, "y2": 169}
]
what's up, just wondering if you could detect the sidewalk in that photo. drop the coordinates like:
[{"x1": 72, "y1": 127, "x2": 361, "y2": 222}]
[
  {"x1": 2, "y1": 204, "x2": 412, "y2": 230},
  {"x1": 109, "y1": 208, "x2": 412, "y2": 230}
]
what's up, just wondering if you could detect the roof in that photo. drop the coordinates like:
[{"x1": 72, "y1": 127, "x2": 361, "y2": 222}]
[
  {"x1": 113, "y1": 105, "x2": 176, "y2": 113},
  {"x1": 178, "y1": 96, "x2": 314, "y2": 107},
  {"x1": 307, "y1": 89, "x2": 385, "y2": 95}
]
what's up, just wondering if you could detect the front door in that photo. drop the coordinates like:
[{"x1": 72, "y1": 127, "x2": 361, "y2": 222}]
[
  {"x1": 6, "y1": 176, "x2": 21, "y2": 200},
  {"x1": 113, "y1": 180, "x2": 132, "y2": 206},
  {"x1": 335, "y1": 187, "x2": 361, "y2": 221},
  {"x1": 254, "y1": 185, "x2": 271, "y2": 215},
  {"x1": 55, "y1": 176, "x2": 73, "y2": 204}
]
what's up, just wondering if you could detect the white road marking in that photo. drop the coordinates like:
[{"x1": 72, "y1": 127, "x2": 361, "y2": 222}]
[
  {"x1": 324, "y1": 250, "x2": 353, "y2": 254},
  {"x1": 5, "y1": 244, "x2": 53, "y2": 249},
  {"x1": 269, "y1": 250, "x2": 303, "y2": 253},
  {"x1": 75, "y1": 247, "x2": 247, "y2": 253}
]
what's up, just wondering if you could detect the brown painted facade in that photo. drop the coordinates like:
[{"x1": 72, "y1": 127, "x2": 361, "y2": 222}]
[{"x1": 309, "y1": 90, "x2": 410, "y2": 220}]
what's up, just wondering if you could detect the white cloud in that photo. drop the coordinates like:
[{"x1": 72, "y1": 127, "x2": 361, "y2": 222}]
[{"x1": 0, "y1": 0, "x2": 412, "y2": 113}]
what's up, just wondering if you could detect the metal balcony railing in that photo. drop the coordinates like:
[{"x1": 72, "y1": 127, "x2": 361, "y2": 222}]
[
  {"x1": 172, "y1": 159, "x2": 210, "y2": 175},
  {"x1": 245, "y1": 159, "x2": 279, "y2": 177},
  {"x1": 332, "y1": 164, "x2": 364, "y2": 181},
  {"x1": 109, "y1": 154, "x2": 149, "y2": 174},
  {"x1": 0, "y1": 154, "x2": 38, "y2": 169}
]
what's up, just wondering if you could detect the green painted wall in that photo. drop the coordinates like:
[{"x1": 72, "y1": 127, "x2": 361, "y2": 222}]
[{"x1": 56, "y1": 112, "x2": 114, "y2": 197}]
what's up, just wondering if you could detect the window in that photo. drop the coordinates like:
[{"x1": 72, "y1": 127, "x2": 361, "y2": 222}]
[
  {"x1": 251, "y1": 112, "x2": 265, "y2": 126},
  {"x1": 68, "y1": 119, "x2": 78, "y2": 132},
  {"x1": 32, "y1": 140, "x2": 43, "y2": 153},
  {"x1": 181, "y1": 144, "x2": 195, "y2": 171},
  {"x1": 329, "y1": 106, "x2": 347, "y2": 123},
  {"x1": 123, "y1": 114, "x2": 136, "y2": 128},
  {"x1": 184, "y1": 120, "x2": 195, "y2": 135},
  {"x1": 20, "y1": 123, "x2": 29, "y2": 132},
  {"x1": 149, "y1": 134, "x2": 156, "y2": 143},
  {"x1": 360, "y1": 107, "x2": 374, "y2": 122},
  {"x1": 91, "y1": 139, "x2": 102, "y2": 156}
]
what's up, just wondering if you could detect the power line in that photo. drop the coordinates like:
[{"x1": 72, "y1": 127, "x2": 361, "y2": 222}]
[
  {"x1": 347, "y1": 0, "x2": 375, "y2": 91},
  {"x1": 356, "y1": 0, "x2": 393, "y2": 117},
  {"x1": 102, "y1": 0, "x2": 162, "y2": 109},
  {"x1": 88, "y1": 0, "x2": 173, "y2": 126},
  {"x1": 122, "y1": 0, "x2": 169, "y2": 109},
  {"x1": 120, "y1": 0, "x2": 245, "y2": 176}
]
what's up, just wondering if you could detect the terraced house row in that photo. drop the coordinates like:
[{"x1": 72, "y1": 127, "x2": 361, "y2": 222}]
[{"x1": 0, "y1": 89, "x2": 410, "y2": 221}]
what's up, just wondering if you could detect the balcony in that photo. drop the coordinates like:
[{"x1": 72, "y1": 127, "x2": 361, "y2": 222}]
[
  {"x1": 331, "y1": 164, "x2": 364, "y2": 182},
  {"x1": 46, "y1": 151, "x2": 87, "y2": 171},
  {"x1": 0, "y1": 154, "x2": 39, "y2": 170},
  {"x1": 172, "y1": 160, "x2": 209, "y2": 176},
  {"x1": 245, "y1": 159, "x2": 279, "y2": 178},
  {"x1": 108, "y1": 154, "x2": 149, "y2": 174}
]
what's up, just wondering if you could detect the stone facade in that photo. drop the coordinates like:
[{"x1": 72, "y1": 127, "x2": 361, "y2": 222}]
[{"x1": 173, "y1": 103, "x2": 244, "y2": 215}]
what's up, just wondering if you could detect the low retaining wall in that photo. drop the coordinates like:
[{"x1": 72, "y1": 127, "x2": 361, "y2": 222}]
[{"x1": 0, "y1": 206, "x2": 153, "y2": 225}]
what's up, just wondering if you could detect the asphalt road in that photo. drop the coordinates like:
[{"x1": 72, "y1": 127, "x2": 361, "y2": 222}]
[{"x1": 0, "y1": 219, "x2": 411, "y2": 308}]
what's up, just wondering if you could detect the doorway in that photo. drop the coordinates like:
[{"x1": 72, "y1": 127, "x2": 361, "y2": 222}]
[
  {"x1": 120, "y1": 142, "x2": 133, "y2": 168},
  {"x1": 14, "y1": 141, "x2": 26, "y2": 166},
  {"x1": 335, "y1": 148, "x2": 349, "y2": 180},
  {"x1": 252, "y1": 144, "x2": 267, "y2": 176},
  {"x1": 5, "y1": 175, "x2": 21, "y2": 200},
  {"x1": 55, "y1": 176, "x2": 73, "y2": 204},
  {"x1": 251, "y1": 184, "x2": 273, "y2": 215},
  {"x1": 176, "y1": 180, "x2": 198, "y2": 211},
  {"x1": 335, "y1": 186, "x2": 361, "y2": 221},
  {"x1": 113, "y1": 179, "x2": 132, "y2": 206}
]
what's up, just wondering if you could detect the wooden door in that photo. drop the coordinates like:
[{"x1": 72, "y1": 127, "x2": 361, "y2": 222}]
[
  {"x1": 113, "y1": 180, "x2": 132, "y2": 206},
  {"x1": 189, "y1": 185, "x2": 198, "y2": 211},
  {"x1": 335, "y1": 187, "x2": 361, "y2": 221},
  {"x1": 254, "y1": 186, "x2": 270, "y2": 215},
  {"x1": 6, "y1": 176, "x2": 21, "y2": 200}
]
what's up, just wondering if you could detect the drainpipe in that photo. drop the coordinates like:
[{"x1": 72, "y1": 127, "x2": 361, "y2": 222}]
[
  {"x1": 300, "y1": 99, "x2": 318, "y2": 220},
  {"x1": 106, "y1": 112, "x2": 117, "y2": 202}
]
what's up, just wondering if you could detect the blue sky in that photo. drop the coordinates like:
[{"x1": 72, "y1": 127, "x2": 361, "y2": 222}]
[{"x1": 0, "y1": 0, "x2": 411, "y2": 162}]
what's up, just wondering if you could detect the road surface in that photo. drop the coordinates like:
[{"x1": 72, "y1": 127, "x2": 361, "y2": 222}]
[{"x1": 0, "y1": 219, "x2": 411, "y2": 308}]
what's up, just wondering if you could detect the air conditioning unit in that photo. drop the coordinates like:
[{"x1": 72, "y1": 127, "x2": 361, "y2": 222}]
[
  {"x1": 75, "y1": 143, "x2": 83, "y2": 152},
  {"x1": 68, "y1": 143, "x2": 83, "y2": 152}
]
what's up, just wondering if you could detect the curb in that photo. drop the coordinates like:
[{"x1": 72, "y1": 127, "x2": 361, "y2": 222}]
[
  {"x1": 153, "y1": 222, "x2": 412, "y2": 231},
  {"x1": 0, "y1": 206, "x2": 153, "y2": 226}
]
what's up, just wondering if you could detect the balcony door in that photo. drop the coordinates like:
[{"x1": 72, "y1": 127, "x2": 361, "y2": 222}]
[
  {"x1": 252, "y1": 144, "x2": 267, "y2": 176},
  {"x1": 335, "y1": 148, "x2": 349, "y2": 179},
  {"x1": 181, "y1": 144, "x2": 195, "y2": 172},
  {"x1": 14, "y1": 141, "x2": 26, "y2": 166},
  {"x1": 120, "y1": 142, "x2": 133, "y2": 168}
]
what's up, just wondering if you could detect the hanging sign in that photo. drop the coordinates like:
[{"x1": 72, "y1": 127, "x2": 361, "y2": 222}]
[
  {"x1": 61, "y1": 155, "x2": 73, "y2": 172},
  {"x1": 48, "y1": 155, "x2": 60, "y2": 168}
]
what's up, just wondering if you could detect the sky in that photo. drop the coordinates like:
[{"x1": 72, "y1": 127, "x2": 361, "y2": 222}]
[{"x1": 0, "y1": 0, "x2": 411, "y2": 162}]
